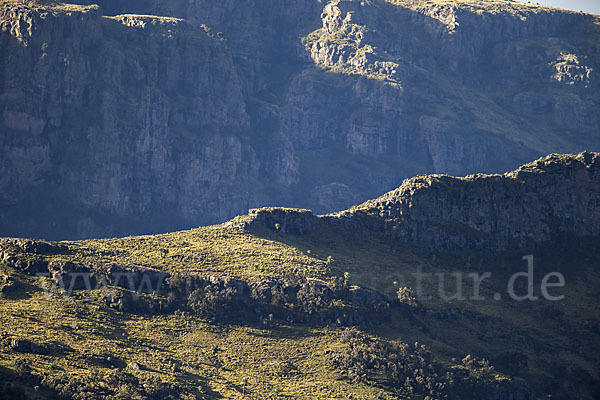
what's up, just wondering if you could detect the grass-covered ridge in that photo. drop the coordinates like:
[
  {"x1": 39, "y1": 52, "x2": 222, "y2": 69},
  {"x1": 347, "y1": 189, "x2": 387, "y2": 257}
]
[{"x1": 1, "y1": 153, "x2": 599, "y2": 399}]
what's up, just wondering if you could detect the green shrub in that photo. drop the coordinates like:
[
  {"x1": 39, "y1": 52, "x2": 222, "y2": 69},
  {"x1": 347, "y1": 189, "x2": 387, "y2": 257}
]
[
  {"x1": 333, "y1": 329, "x2": 445, "y2": 398},
  {"x1": 296, "y1": 280, "x2": 334, "y2": 314},
  {"x1": 187, "y1": 284, "x2": 237, "y2": 319},
  {"x1": 396, "y1": 286, "x2": 419, "y2": 308}
]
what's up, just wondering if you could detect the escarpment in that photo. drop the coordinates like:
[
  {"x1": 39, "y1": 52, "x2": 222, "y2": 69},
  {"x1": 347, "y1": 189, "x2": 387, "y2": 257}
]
[
  {"x1": 1, "y1": 0, "x2": 599, "y2": 239},
  {"x1": 239, "y1": 152, "x2": 600, "y2": 250}
]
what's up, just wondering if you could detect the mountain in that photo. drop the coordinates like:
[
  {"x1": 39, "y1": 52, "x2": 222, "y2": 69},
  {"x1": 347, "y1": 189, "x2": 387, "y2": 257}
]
[
  {"x1": 1, "y1": 0, "x2": 599, "y2": 239},
  {"x1": 1, "y1": 152, "x2": 599, "y2": 399},
  {"x1": 234, "y1": 151, "x2": 600, "y2": 250}
]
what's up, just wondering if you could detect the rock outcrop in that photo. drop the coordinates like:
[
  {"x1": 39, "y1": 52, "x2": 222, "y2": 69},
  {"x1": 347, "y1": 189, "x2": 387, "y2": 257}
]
[
  {"x1": 1, "y1": 0, "x2": 598, "y2": 239},
  {"x1": 352, "y1": 151, "x2": 600, "y2": 249},
  {"x1": 0, "y1": 274, "x2": 13, "y2": 293},
  {"x1": 240, "y1": 152, "x2": 600, "y2": 250},
  {"x1": 225, "y1": 207, "x2": 316, "y2": 235}
]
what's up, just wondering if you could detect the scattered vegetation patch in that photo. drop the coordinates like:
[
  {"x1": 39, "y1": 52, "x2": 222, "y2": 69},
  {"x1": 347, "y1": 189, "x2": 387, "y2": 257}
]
[
  {"x1": 41, "y1": 368, "x2": 191, "y2": 400},
  {"x1": 333, "y1": 329, "x2": 521, "y2": 400}
]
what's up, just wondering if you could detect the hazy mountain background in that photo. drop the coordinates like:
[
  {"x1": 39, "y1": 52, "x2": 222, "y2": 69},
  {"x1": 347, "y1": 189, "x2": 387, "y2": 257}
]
[{"x1": 1, "y1": 0, "x2": 598, "y2": 239}]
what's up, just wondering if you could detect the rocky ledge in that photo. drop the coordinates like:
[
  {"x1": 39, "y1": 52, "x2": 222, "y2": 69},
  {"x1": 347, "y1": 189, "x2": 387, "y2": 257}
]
[
  {"x1": 236, "y1": 152, "x2": 600, "y2": 250},
  {"x1": 224, "y1": 207, "x2": 316, "y2": 234}
]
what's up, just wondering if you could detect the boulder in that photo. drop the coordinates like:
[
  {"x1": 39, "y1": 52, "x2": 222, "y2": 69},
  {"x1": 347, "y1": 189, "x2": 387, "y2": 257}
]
[{"x1": 9, "y1": 339, "x2": 49, "y2": 355}]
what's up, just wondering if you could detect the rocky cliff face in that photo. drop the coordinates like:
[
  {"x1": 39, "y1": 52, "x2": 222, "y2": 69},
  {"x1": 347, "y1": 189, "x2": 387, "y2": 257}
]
[
  {"x1": 1, "y1": 0, "x2": 599, "y2": 239},
  {"x1": 352, "y1": 151, "x2": 600, "y2": 249},
  {"x1": 0, "y1": 2, "x2": 262, "y2": 238},
  {"x1": 240, "y1": 152, "x2": 600, "y2": 251},
  {"x1": 301, "y1": 0, "x2": 599, "y2": 170}
]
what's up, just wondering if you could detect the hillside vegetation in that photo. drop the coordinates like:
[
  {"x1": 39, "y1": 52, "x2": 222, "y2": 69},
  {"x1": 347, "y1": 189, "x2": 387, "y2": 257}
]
[{"x1": 1, "y1": 153, "x2": 599, "y2": 399}]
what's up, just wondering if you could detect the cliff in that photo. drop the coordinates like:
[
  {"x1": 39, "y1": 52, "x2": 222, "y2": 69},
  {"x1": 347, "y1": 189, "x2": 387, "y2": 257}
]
[
  {"x1": 239, "y1": 152, "x2": 600, "y2": 250},
  {"x1": 1, "y1": 0, "x2": 599, "y2": 239},
  {"x1": 351, "y1": 151, "x2": 600, "y2": 249},
  {"x1": 0, "y1": 1, "x2": 259, "y2": 238}
]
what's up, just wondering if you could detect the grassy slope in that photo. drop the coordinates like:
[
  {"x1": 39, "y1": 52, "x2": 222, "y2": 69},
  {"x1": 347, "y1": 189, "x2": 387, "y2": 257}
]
[
  {"x1": 0, "y1": 273, "x2": 373, "y2": 399},
  {"x1": 1, "y1": 221, "x2": 599, "y2": 399}
]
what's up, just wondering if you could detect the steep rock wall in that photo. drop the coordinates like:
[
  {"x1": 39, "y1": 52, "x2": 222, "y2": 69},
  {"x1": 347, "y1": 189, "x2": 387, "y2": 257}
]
[
  {"x1": 0, "y1": 0, "x2": 599, "y2": 239},
  {"x1": 0, "y1": 3, "x2": 267, "y2": 238},
  {"x1": 241, "y1": 152, "x2": 600, "y2": 251}
]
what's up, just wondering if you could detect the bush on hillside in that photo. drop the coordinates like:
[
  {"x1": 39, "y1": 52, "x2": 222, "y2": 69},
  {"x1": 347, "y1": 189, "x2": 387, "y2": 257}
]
[
  {"x1": 396, "y1": 286, "x2": 420, "y2": 308},
  {"x1": 296, "y1": 280, "x2": 335, "y2": 314},
  {"x1": 41, "y1": 368, "x2": 188, "y2": 400},
  {"x1": 333, "y1": 329, "x2": 446, "y2": 398},
  {"x1": 187, "y1": 284, "x2": 237, "y2": 319}
]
